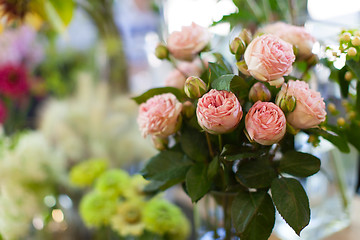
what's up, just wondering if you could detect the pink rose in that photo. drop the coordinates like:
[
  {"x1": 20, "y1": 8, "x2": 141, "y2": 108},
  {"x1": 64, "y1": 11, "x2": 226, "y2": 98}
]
[
  {"x1": 196, "y1": 89, "x2": 242, "y2": 134},
  {"x1": 167, "y1": 22, "x2": 211, "y2": 61},
  {"x1": 262, "y1": 22, "x2": 316, "y2": 60},
  {"x1": 245, "y1": 101, "x2": 286, "y2": 145},
  {"x1": 137, "y1": 93, "x2": 182, "y2": 137},
  {"x1": 164, "y1": 59, "x2": 203, "y2": 89},
  {"x1": 244, "y1": 34, "x2": 295, "y2": 87},
  {"x1": 276, "y1": 80, "x2": 326, "y2": 129}
]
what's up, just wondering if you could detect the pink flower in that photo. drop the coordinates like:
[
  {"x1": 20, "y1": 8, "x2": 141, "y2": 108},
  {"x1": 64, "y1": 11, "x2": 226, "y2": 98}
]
[
  {"x1": 137, "y1": 93, "x2": 182, "y2": 137},
  {"x1": 244, "y1": 34, "x2": 295, "y2": 87},
  {"x1": 196, "y1": 89, "x2": 242, "y2": 134},
  {"x1": 167, "y1": 22, "x2": 211, "y2": 61},
  {"x1": 262, "y1": 22, "x2": 316, "y2": 60},
  {"x1": 245, "y1": 101, "x2": 286, "y2": 145},
  {"x1": 0, "y1": 64, "x2": 29, "y2": 98},
  {"x1": 164, "y1": 59, "x2": 204, "y2": 89},
  {"x1": 277, "y1": 80, "x2": 326, "y2": 129}
]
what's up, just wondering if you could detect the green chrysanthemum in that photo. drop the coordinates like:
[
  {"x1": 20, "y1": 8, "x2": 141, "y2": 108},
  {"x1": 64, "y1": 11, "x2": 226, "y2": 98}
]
[
  {"x1": 69, "y1": 159, "x2": 108, "y2": 187},
  {"x1": 79, "y1": 191, "x2": 117, "y2": 227},
  {"x1": 95, "y1": 169, "x2": 130, "y2": 197},
  {"x1": 123, "y1": 174, "x2": 148, "y2": 199},
  {"x1": 143, "y1": 199, "x2": 190, "y2": 239},
  {"x1": 111, "y1": 199, "x2": 146, "y2": 237}
]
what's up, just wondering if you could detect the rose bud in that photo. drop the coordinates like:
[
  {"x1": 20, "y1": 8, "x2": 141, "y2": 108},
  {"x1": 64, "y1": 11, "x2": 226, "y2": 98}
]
[
  {"x1": 196, "y1": 89, "x2": 243, "y2": 134},
  {"x1": 276, "y1": 80, "x2": 326, "y2": 129},
  {"x1": 239, "y1": 29, "x2": 252, "y2": 45},
  {"x1": 245, "y1": 101, "x2": 286, "y2": 145},
  {"x1": 184, "y1": 76, "x2": 207, "y2": 99},
  {"x1": 167, "y1": 22, "x2": 211, "y2": 61},
  {"x1": 230, "y1": 37, "x2": 246, "y2": 60},
  {"x1": 155, "y1": 43, "x2": 169, "y2": 60},
  {"x1": 276, "y1": 94, "x2": 296, "y2": 113},
  {"x1": 244, "y1": 34, "x2": 295, "y2": 87},
  {"x1": 261, "y1": 22, "x2": 316, "y2": 60},
  {"x1": 151, "y1": 135, "x2": 169, "y2": 151},
  {"x1": 249, "y1": 82, "x2": 271, "y2": 102},
  {"x1": 137, "y1": 93, "x2": 183, "y2": 137}
]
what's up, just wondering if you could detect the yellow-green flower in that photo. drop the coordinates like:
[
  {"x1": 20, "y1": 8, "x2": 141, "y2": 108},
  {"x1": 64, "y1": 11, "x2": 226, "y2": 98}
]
[
  {"x1": 143, "y1": 199, "x2": 190, "y2": 239},
  {"x1": 111, "y1": 199, "x2": 146, "y2": 237},
  {"x1": 69, "y1": 159, "x2": 108, "y2": 187},
  {"x1": 79, "y1": 191, "x2": 117, "y2": 227},
  {"x1": 123, "y1": 174, "x2": 149, "y2": 199},
  {"x1": 95, "y1": 169, "x2": 130, "y2": 197}
]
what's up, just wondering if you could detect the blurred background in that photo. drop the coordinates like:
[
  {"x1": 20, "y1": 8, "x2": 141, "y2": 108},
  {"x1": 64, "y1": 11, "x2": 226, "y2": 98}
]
[{"x1": 0, "y1": 0, "x2": 359, "y2": 239}]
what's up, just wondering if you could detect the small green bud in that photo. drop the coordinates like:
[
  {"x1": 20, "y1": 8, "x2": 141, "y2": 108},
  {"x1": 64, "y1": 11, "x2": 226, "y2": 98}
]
[
  {"x1": 236, "y1": 60, "x2": 250, "y2": 76},
  {"x1": 184, "y1": 76, "x2": 207, "y2": 99},
  {"x1": 155, "y1": 43, "x2": 169, "y2": 60},
  {"x1": 344, "y1": 71, "x2": 353, "y2": 81},
  {"x1": 347, "y1": 47, "x2": 357, "y2": 57},
  {"x1": 151, "y1": 136, "x2": 169, "y2": 151},
  {"x1": 230, "y1": 37, "x2": 246, "y2": 59},
  {"x1": 327, "y1": 103, "x2": 337, "y2": 114},
  {"x1": 238, "y1": 29, "x2": 252, "y2": 45},
  {"x1": 279, "y1": 95, "x2": 296, "y2": 113},
  {"x1": 248, "y1": 82, "x2": 271, "y2": 102},
  {"x1": 337, "y1": 117, "x2": 346, "y2": 127}
]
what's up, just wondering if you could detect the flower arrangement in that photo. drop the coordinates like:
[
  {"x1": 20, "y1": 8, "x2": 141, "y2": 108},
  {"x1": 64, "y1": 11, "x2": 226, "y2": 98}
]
[
  {"x1": 70, "y1": 160, "x2": 190, "y2": 239},
  {"x1": 134, "y1": 22, "x2": 351, "y2": 239}
]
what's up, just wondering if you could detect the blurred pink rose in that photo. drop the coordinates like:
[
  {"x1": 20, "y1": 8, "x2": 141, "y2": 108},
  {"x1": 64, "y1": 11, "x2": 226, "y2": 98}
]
[
  {"x1": 164, "y1": 59, "x2": 204, "y2": 89},
  {"x1": 244, "y1": 34, "x2": 295, "y2": 87},
  {"x1": 245, "y1": 101, "x2": 286, "y2": 145},
  {"x1": 196, "y1": 89, "x2": 242, "y2": 134},
  {"x1": 167, "y1": 22, "x2": 211, "y2": 61},
  {"x1": 277, "y1": 80, "x2": 326, "y2": 129},
  {"x1": 262, "y1": 22, "x2": 316, "y2": 60},
  {"x1": 137, "y1": 93, "x2": 182, "y2": 137}
]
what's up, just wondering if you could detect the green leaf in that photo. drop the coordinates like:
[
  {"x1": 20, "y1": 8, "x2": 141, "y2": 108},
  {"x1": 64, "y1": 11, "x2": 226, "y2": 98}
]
[
  {"x1": 337, "y1": 67, "x2": 350, "y2": 98},
  {"x1": 207, "y1": 156, "x2": 219, "y2": 180},
  {"x1": 211, "y1": 74, "x2": 248, "y2": 96},
  {"x1": 186, "y1": 163, "x2": 211, "y2": 202},
  {"x1": 141, "y1": 150, "x2": 193, "y2": 191},
  {"x1": 307, "y1": 128, "x2": 350, "y2": 153},
  {"x1": 235, "y1": 157, "x2": 277, "y2": 188},
  {"x1": 344, "y1": 123, "x2": 360, "y2": 152},
  {"x1": 346, "y1": 59, "x2": 360, "y2": 80},
  {"x1": 221, "y1": 148, "x2": 268, "y2": 162},
  {"x1": 271, "y1": 177, "x2": 310, "y2": 236},
  {"x1": 232, "y1": 191, "x2": 275, "y2": 240},
  {"x1": 132, "y1": 87, "x2": 184, "y2": 104},
  {"x1": 208, "y1": 62, "x2": 231, "y2": 84},
  {"x1": 180, "y1": 127, "x2": 209, "y2": 162},
  {"x1": 279, "y1": 151, "x2": 321, "y2": 177}
]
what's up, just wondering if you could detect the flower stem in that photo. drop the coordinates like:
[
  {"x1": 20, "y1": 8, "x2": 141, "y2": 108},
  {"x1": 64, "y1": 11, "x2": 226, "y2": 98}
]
[
  {"x1": 331, "y1": 152, "x2": 349, "y2": 211},
  {"x1": 206, "y1": 132, "x2": 215, "y2": 158},
  {"x1": 223, "y1": 194, "x2": 232, "y2": 240},
  {"x1": 218, "y1": 134, "x2": 223, "y2": 152}
]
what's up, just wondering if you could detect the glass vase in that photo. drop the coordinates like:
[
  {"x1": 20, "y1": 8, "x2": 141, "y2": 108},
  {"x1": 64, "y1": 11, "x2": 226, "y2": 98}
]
[
  {"x1": 274, "y1": 133, "x2": 358, "y2": 240},
  {"x1": 195, "y1": 191, "x2": 238, "y2": 240}
]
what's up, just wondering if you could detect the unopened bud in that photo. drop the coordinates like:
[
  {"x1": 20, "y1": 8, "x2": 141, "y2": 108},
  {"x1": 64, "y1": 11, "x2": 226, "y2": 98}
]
[
  {"x1": 184, "y1": 76, "x2": 207, "y2": 99},
  {"x1": 352, "y1": 36, "x2": 360, "y2": 46},
  {"x1": 155, "y1": 43, "x2": 169, "y2": 60},
  {"x1": 279, "y1": 95, "x2": 296, "y2": 113},
  {"x1": 337, "y1": 117, "x2": 346, "y2": 127},
  {"x1": 230, "y1": 37, "x2": 246, "y2": 60},
  {"x1": 341, "y1": 32, "x2": 352, "y2": 42},
  {"x1": 151, "y1": 136, "x2": 169, "y2": 151},
  {"x1": 182, "y1": 101, "x2": 195, "y2": 118},
  {"x1": 327, "y1": 103, "x2": 337, "y2": 114},
  {"x1": 345, "y1": 71, "x2": 353, "y2": 81},
  {"x1": 238, "y1": 29, "x2": 252, "y2": 45},
  {"x1": 293, "y1": 45, "x2": 299, "y2": 56},
  {"x1": 248, "y1": 82, "x2": 271, "y2": 102},
  {"x1": 347, "y1": 47, "x2": 357, "y2": 57},
  {"x1": 236, "y1": 60, "x2": 251, "y2": 76}
]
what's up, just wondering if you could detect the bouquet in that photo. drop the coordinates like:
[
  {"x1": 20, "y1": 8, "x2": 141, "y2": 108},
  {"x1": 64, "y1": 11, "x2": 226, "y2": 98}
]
[{"x1": 134, "y1": 22, "x2": 349, "y2": 240}]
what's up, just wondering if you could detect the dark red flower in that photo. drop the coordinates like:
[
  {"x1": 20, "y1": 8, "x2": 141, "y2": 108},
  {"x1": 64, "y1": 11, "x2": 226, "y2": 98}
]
[
  {"x1": 0, "y1": 0, "x2": 29, "y2": 22},
  {"x1": 0, "y1": 100, "x2": 7, "y2": 124},
  {"x1": 0, "y1": 64, "x2": 29, "y2": 98}
]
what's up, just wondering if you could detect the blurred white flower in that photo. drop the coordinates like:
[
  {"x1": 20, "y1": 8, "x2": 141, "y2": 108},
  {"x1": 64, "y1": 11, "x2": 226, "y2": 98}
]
[{"x1": 39, "y1": 74, "x2": 156, "y2": 168}]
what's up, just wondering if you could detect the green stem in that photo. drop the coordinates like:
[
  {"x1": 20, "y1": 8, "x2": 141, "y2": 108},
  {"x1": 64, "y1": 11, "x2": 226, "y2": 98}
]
[
  {"x1": 223, "y1": 194, "x2": 232, "y2": 240},
  {"x1": 288, "y1": 0, "x2": 297, "y2": 25},
  {"x1": 218, "y1": 134, "x2": 223, "y2": 152},
  {"x1": 205, "y1": 132, "x2": 214, "y2": 158},
  {"x1": 331, "y1": 152, "x2": 349, "y2": 211}
]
